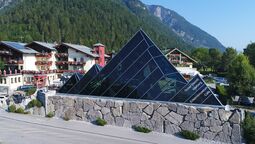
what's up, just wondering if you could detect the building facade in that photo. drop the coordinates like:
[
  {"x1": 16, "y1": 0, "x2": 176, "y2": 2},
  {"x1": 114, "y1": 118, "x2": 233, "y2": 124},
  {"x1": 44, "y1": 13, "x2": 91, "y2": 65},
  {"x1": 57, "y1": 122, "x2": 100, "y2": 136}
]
[{"x1": 0, "y1": 41, "x2": 108, "y2": 93}]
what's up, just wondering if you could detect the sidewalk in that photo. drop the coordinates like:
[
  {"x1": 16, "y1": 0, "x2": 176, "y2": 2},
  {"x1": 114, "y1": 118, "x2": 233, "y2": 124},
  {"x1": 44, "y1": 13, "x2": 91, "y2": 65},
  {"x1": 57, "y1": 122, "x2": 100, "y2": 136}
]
[{"x1": 0, "y1": 110, "x2": 224, "y2": 144}]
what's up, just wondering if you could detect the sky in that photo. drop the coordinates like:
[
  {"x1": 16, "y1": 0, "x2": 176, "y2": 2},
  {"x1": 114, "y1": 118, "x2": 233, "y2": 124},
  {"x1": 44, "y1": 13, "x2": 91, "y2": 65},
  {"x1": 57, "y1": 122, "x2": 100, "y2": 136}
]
[{"x1": 141, "y1": 0, "x2": 255, "y2": 51}]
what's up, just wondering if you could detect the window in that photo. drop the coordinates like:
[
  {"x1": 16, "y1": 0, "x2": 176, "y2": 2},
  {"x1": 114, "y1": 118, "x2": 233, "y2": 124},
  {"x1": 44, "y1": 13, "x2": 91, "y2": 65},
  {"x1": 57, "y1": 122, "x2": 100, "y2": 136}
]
[
  {"x1": 0, "y1": 78, "x2": 2, "y2": 84},
  {"x1": 20, "y1": 66, "x2": 23, "y2": 70},
  {"x1": 15, "y1": 77, "x2": 17, "y2": 83},
  {"x1": 11, "y1": 78, "x2": 13, "y2": 84},
  {"x1": 18, "y1": 77, "x2": 21, "y2": 82},
  {"x1": 4, "y1": 78, "x2": 6, "y2": 84},
  {"x1": 74, "y1": 58, "x2": 77, "y2": 62}
]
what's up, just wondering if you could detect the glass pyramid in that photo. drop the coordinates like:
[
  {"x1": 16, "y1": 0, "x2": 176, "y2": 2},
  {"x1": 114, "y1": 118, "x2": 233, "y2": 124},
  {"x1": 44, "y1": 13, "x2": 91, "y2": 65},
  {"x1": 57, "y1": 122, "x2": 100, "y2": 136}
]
[
  {"x1": 58, "y1": 73, "x2": 83, "y2": 93},
  {"x1": 59, "y1": 30, "x2": 223, "y2": 106},
  {"x1": 67, "y1": 64, "x2": 102, "y2": 94}
]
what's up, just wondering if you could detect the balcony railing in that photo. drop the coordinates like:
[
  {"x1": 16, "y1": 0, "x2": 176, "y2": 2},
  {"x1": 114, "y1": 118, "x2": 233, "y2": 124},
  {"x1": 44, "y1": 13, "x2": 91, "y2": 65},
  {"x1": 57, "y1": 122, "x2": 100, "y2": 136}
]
[
  {"x1": 0, "y1": 50, "x2": 12, "y2": 55},
  {"x1": 56, "y1": 70, "x2": 86, "y2": 74},
  {"x1": 7, "y1": 60, "x2": 24, "y2": 64},
  {"x1": 55, "y1": 53, "x2": 68, "y2": 58},
  {"x1": 68, "y1": 61, "x2": 86, "y2": 65},
  {"x1": 55, "y1": 61, "x2": 69, "y2": 65},
  {"x1": 35, "y1": 61, "x2": 53, "y2": 66},
  {"x1": 35, "y1": 53, "x2": 52, "y2": 58},
  {"x1": 22, "y1": 70, "x2": 56, "y2": 75}
]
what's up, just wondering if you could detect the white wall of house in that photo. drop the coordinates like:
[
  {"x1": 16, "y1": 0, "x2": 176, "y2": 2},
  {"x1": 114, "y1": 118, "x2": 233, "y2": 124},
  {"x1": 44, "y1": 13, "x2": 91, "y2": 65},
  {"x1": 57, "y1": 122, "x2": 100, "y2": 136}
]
[
  {"x1": 50, "y1": 51, "x2": 57, "y2": 70},
  {"x1": 46, "y1": 73, "x2": 58, "y2": 86},
  {"x1": 0, "y1": 74, "x2": 23, "y2": 93},
  {"x1": 68, "y1": 48, "x2": 96, "y2": 72},
  {"x1": 23, "y1": 54, "x2": 38, "y2": 71}
]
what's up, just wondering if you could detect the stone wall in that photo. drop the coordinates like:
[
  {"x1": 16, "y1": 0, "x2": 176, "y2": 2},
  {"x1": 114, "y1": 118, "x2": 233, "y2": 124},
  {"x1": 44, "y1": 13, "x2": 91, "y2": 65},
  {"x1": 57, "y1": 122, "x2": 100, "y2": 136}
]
[{"x1": 46, "y1": 95, "x2": 242, "y2": 144}]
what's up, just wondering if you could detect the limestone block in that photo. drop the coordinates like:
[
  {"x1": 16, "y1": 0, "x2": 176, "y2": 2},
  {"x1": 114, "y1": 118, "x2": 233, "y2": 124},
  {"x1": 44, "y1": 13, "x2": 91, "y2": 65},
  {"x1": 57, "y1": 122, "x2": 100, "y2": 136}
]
[
  {"x1": 157, "y1": 106, "x2": 169, "y2": 116},
  {"x1": 165, "y1": 121, "x2": 181, "y2": 134},
  {"x1": 180, "y1": 121, "x2": 194, "y2": 131},
  {"x1": 143, "y1": 104, "x2": 154, "y2": 116}
]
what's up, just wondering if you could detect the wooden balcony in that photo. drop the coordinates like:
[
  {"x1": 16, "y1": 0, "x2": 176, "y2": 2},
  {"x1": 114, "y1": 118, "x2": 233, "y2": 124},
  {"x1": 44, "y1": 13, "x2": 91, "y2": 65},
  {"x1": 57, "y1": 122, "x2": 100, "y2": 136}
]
[
  {"x1": 7, "y1": 60, "x2": 24, "y2": 64},
  {"x1": 35, "y1": 61, "x2": 53, "y2": 66},
  {"x1": 68, "y1": 61, "x2": 86, "y2": 65},
  {"x1": 56, "y1": 61, "x2": 69, "y2": 65},
  {"x1": 56, "y1": 70, "x2": 86, "y2": 74},
  {"x1": 35, "y1": 53, "x2": 52, "y2": 58},
  {"x1": 55, "y1": 53, "x2": 68, "y2": 58},
  {"x1": 0, "y1": 50, "x2": 12, "y2": 55}
]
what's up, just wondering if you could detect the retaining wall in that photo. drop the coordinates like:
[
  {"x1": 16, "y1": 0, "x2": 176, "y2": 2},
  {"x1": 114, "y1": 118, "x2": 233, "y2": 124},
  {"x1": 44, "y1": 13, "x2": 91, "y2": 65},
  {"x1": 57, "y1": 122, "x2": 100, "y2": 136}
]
[{"x1": 46, "y1": 95, "x2": 242, "y2": 144}]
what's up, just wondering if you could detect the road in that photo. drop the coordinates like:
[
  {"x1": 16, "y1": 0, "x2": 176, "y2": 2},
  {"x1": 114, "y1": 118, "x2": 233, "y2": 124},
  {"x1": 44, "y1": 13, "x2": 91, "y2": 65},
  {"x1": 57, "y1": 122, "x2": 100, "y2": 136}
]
[{"x1": 0, "y1": 110, "x2": 223, "y2": 144}]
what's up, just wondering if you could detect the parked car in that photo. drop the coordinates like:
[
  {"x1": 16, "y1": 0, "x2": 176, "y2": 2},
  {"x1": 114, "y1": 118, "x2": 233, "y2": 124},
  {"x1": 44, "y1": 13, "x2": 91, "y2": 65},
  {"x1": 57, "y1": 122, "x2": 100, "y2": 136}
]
[
  {"x1": 12, "y1": 91, "x2": 26, "y2": 104},
  {"x1": 238, "y1": 96, "x2": 253, "y2": 106},
  {"x1": 17, "y1": 85, "x2": 36, "y2": 92}
]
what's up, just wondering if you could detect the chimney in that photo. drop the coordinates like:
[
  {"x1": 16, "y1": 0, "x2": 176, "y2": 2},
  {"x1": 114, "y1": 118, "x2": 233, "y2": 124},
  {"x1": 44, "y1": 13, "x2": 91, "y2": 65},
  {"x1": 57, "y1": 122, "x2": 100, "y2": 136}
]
[{"x1": 93, "y1": 43, "x2": 105, "y2": 67}]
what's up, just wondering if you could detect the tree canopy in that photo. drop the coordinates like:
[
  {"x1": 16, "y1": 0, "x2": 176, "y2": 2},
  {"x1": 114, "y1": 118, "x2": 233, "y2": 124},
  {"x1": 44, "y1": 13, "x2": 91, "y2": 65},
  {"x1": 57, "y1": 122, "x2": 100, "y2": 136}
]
[
  {"x1": 227, "y1": 54, "x2": 255, "y2": 97},
  {"x1": 0, "y1": 0, "x2": 193, "y2": 53},
  {"x1": 244, "y1": 43, "x2": 255, "y2": 68},
  {"x1": 220, "y1": 47, "x2": 237, "y2": 72}
]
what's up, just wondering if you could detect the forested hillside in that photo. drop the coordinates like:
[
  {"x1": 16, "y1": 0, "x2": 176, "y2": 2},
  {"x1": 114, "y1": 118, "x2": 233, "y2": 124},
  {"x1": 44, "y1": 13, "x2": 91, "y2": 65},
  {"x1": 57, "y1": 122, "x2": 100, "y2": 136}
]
[{"x1": 0, "y1": 0, "x2": 193, "y2": 52}]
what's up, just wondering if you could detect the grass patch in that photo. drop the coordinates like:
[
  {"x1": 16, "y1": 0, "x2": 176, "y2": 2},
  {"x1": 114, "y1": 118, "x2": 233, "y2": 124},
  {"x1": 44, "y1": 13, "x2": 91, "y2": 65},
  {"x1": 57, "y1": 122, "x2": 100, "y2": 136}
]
[
  {"x1": 243, "y1": 112, "x2": 255, "y2": 144},
  {"x1": 180, "y1": 130, "x2": 200, "y2": 140},
  {"x1": 133, "y1": 126, "x2": 152, "y2": 133},
  {"x1": 15, "y1": 107, "x2": 25, "y2": 114},
  {"x1": 8, "y1": 104, "x2": 16, "y2": 113},
  {"x1": 46, "y1": 112, "x2": 54, "y2": 118},
  {"x1": 95, "y1": 118, "x2": 107, "y2": 126},
  {"x1": 27, "y1": 99, "x2": 42, "y2": 108}
]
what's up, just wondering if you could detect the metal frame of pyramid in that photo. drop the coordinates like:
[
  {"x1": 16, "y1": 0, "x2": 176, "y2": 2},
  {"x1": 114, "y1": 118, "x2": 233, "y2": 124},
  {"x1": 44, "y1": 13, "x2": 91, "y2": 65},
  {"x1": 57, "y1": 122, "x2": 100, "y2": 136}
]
[{"x1": 58, "y1": 30, "x2": 223, "y2": 106}]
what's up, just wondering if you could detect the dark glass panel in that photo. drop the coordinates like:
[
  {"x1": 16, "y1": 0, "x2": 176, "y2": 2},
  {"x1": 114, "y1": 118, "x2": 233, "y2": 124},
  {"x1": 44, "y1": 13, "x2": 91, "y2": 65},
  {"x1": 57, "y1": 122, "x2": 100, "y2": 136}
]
[
  {"x1": 58, "y1": 73, "x2": 81, "y2": 93},
  {"x1": 170, "y1": 75, "x2": 205, "y2": 102},
  {"x1": 202, "y1": 94, "x2": 222, "y2": 105},
  {"x1": 90, "y1": 40, "x2": 149, "y2": 96},
  {"x1": 103, "y1": 51, "x2": 151, "y2": 96},
  {"x1": 156, "y1": 81, "x2": 186, "y2": 101},
  {"x1": 128, "y1": 68, "x2": 163, "y2": 99},
  {"x1": 140, "y1": 30, "x2": 153, "y2": 46},
  {"x1": 148, "y1": 46, "x2": 163, "y2": 57},
  {"x1": 68, "y1": 65, "x2": 100, "y2": 94},
  {"x1": 116, "y1": 60, "x2": 156, "y2": 97},
  {"x1": 154, "y1": 56, "x2": 185, "y2": 79}
]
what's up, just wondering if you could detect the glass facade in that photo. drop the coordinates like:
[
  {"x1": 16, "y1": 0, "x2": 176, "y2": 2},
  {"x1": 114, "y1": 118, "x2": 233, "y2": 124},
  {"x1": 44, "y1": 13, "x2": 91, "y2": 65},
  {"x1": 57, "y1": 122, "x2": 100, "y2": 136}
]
[
  {"x1": 58, "y1": 73, "x2": 83, "y2": 93},
  {"x1": 59, "y1": 30, "x2": 222, "y2": 106},
  {"x1": 67, "y1": 64, "x2": 102, "y2": 94}
]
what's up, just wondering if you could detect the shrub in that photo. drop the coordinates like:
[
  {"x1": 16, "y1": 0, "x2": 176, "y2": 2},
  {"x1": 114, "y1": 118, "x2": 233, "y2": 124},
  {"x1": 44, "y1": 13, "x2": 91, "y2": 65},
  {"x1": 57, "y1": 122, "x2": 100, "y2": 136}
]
[
  {"x1": 180, "y1": 130, "x2": 200, "y2": 140},
  {"x1": 243, "y1": 112, "x2": 255, "y2": 144},
  {"x1": 26, "y1": 87, "x2": 37, "y2": 96},
  {"x1": 8, "y1": 104, "x2": 16, "y2": 113},
  {"x1": 63, "y1": 116, "x2": 70, "y2": 121},
  {"x1": 46, "y1": 112, "x2": 54, "y2": 118},
  {"x1": 15, "y1": 107, "x2": 25, "y2": 114},
  {"x1": 133, "y1": 126, "x2": 152, "y2": 133},
  {"x1": 95, "y1": 118, "x2": 107, "y2": 126},
  {"x1": 216, "y1": 85, "x2": 229, "y2": 105},
  {"x1": 27, "y1": 99, "x2": 42, "y2": 108}
]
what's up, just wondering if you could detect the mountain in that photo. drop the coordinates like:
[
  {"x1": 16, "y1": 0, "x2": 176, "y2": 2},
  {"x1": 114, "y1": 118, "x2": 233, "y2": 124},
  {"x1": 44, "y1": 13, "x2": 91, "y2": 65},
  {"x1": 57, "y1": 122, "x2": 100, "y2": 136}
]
[
  {"x1": 0, "y1": 0, "x2": 16, "y2": 9},
  {"x1": 147, "y1": 5, "x2": 225, "y2": 51},
  {"x1": 0, "y1": 0, "x2": 193, "y2": 53}
]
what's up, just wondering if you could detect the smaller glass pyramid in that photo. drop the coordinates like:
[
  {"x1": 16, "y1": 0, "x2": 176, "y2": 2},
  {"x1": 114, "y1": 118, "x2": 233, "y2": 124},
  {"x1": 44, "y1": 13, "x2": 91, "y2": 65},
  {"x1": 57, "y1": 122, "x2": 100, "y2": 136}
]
[
  {"x1": 58, "y1": 73, "x2": 83, "y2": 93},
  {"x1": 67, "y1": 64, "x2": 102, "y2": 94}
]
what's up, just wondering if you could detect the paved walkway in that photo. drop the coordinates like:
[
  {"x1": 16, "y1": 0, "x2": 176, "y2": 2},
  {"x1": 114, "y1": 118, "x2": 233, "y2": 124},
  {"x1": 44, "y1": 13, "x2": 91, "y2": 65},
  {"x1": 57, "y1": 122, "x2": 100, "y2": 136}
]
[{"x1": 0, "y1": 110, "x2": 223, "y2": 144}]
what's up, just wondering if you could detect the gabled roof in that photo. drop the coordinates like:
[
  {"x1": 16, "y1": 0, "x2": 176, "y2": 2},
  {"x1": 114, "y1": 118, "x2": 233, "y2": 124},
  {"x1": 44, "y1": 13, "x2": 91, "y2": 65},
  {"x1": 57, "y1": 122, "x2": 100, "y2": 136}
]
[
  {"x1": 61, "y1": 43, "x2": 99, "y2": 58},
  {"x1": 28, "y1": 41, "x2": 56, "y2": 51},
  {"x1": 166, "y1": 48, "x2": 198, "y2": 63},
  {"x1": 0, "y1": 41, "x2": 38, "y2": 54}
]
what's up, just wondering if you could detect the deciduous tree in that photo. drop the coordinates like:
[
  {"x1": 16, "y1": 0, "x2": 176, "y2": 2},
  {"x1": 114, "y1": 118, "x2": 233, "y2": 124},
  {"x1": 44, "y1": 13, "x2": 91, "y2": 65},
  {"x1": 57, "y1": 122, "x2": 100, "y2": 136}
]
[{"x1": 227, "y1": 54, "x2": 255, "y2": 97}]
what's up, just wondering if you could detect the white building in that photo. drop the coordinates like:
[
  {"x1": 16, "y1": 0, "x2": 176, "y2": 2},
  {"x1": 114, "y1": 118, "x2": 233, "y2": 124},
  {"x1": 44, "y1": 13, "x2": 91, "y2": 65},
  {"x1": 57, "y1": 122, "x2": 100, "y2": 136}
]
[{"x1": 0, "y1": 41, "x2": 108, "y2": 93}]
